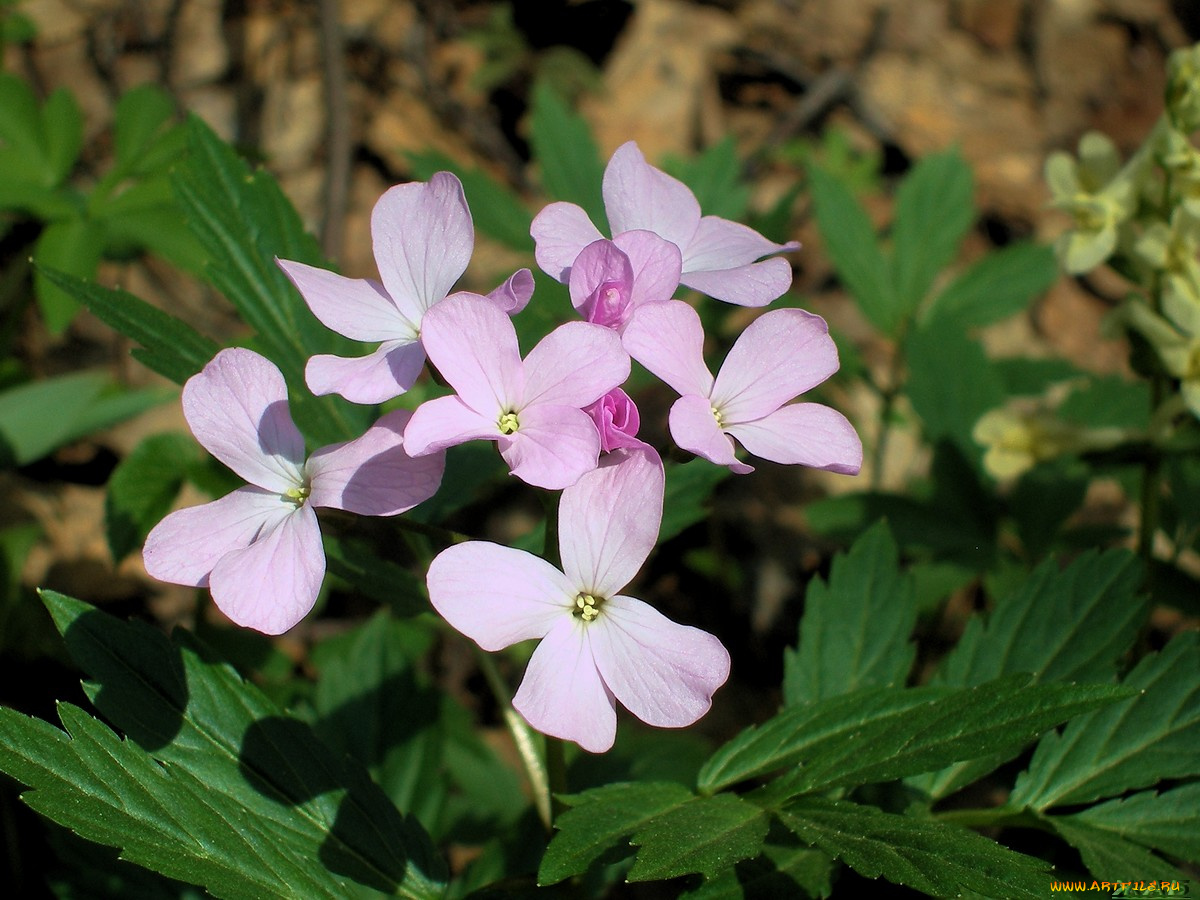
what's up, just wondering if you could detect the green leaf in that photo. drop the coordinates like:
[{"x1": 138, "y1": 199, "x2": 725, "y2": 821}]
[
  {"x1": 539, "y1": 781, "x2": 694, "y2": 885},
  {"x1": 172, "y1": 116, "x2": 365, "y2": 445},
  {"x1": 34, "y1": 218, "x2": 105, "y2": 333},
  {"x1": 21, "y1": 590, "x2": 447, "y2": 899},
  {"x1": 993, "y1": 356, "x2": 1083, "y2": 396},
  {"x1": 406, "y1": 150, "x2": 534, "y2": 252},
  {"x1": 36, "y1": 268, "x2": 218, "y2": 385},
  {"x1": 783, "y1": 521, "x2": 916, "y2": 706},
  {"x1": 682, "y1": 834, "x2": 833, "y2": 900},
  {"x1": 528, "y1": 81, "x2": 607, "y2": 232},
  {"x1": 1011, "y1": 632, "x2": 1200, "y2": 810},
  {"x1": 664, "y1": 136, "x2": 750, "y2": 221},
  {"x1": 113, "y1": 85, "x2": 175, "y2": 175},
  {"x1": 105, "y1": 432, "x2": 202, "y2": 561},
  {"x1": 698, "y1": 676, "x2": 1129, "y2": 797},
  {"x1": 905, "y1": 320, "x2": 1005, "y2": 463},
  {"x1": 321, "y1": 533, "x2": 430, "y2": 617},
  {"x1": 1071, "y1": 783, "x2": 1200, "y2": 863},
  {"x1": 925, "y1": 242, "x2": 1058, "y2": 328},
  {"x1": 1008, "y1": 459, "x2": 1090, "y2": 557},
  {"x1": 660, "y1": 459, "x2": 731, "y2": 543},
  {"x1": 909, "y1": 549, "x2": 1145, "y2": 799},
  {"x1": 1046, "y1": 816, "x2": 1192, "y2": 886},
  {"x1": 0, "y1": 371, "x2": 171, "y2": 467},
  {"x1": 891, "y1": 148, "x2": 974, "y2": 319},
  {"x1": 1058, "y1": 375, "x2": 1151, "y2": 430},
  {"x1": 807, "y1": 163, "x2": 896, "y2": 334},
  {"x1": 0, "y1": 72, "x2": 49, "y2": 183},
  {"x1": 627, "y1": 794, "x2": 769, "y2": 882},
  {"x1": 41, "y1": 87, "x2": 83, "y2": 185},
  {"x1": 778, "y1": 797, "x2": 1050, "y2": 900}
]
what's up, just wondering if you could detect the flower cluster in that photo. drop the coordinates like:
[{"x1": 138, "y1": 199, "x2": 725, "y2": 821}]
[{"x1": 145, "y1": 142, "x2": 862, "y2": 751}]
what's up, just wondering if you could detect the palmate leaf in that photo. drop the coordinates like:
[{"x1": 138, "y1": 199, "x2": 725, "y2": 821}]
[
  {"x1": 698, "y1": 676, "x2": 1129, "y2": 797},
  {"x1": 909, "y1": 549, "x2": 1146, "y2": 798},
  {"x1": 626, "y1": 794, "x2": 770, "y2": 882},
  {"x1": 777, "y1": 797, "x2": 1050, "y2": 900},
  {"x1": 1071, "y1": 783, "x2": 1200, "y2": 863},
  {"x1": 1046, "y1": 817, "x2": 1192, "y2": 887},
  {"x1": 5, "y1": 591, "x2": 448, "y2": 899},
  {"x1": 924, "y1": 242, "x2": 1058, "y2": 329},
  {"x1": 783, "y1": 521, "x2": 917, "y2": 706},
  {"x1": 1011, "y1": 632, "x2": 1200, "y2": 811}
]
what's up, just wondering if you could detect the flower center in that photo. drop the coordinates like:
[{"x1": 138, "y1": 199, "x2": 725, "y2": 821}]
[
  {"x1": 283, "y1": 484, "x2": 311, "y2": 507},
  {"x1": 711, "y1": 404, "x2": 725, "y2": 428},
  {"x1": 573, "y1": 592, "x2": 604, "y2": 622},
  {"x1": 498, "y1": 411, "x2": 520, "y2": 434}
]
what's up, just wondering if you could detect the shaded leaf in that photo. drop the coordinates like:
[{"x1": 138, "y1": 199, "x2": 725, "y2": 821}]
[
  {"x1": 528, "y1": 81, "x2": 607, "y2": 232},
  {"x1": 321, "y1": 532, "x2": 430, "y2": 618},
  {"x1": 661, "y1": 459, "x2": 731, "y2": 543},
  {"x1": 664, "y1": 136, "x2": 751, "y2": 221},
  {"x1": 1047, "y1": 816, "x2": 1192, "y2": 886},
  {"x1": 105, "y1": 432, "x2": 202, "y2": 561},
  {"x1": 926, "y1": 242, "x2": 1057, "y2": 328},
  {"x1": 627, "y1": 794, "x2": 769, "y2": 882},
  {"x1": 1072, "y1": 783, "x2": 1200, "y2": 863},
  {"x1": 34, "y1": 217, "x2": 104, "y2": 333}
]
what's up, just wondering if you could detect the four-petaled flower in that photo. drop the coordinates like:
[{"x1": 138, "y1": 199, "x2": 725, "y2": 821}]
[
  {"x1": 278, "y1": 172, "x2": 533, "y2": 404},
  {"x1": 404, "y1": 292, "x2": 630, "y2": 490},
  {"x1": 426, "y1": 445, "x2": 730, "y2": 753},
  {"x1": 143, "y1": 348, "x2": 445, "y2": 634},
  {"x1": 622, "y1": 300, "x2": 862, "y2": 475},
  {"x1": 532, "y1": 141, "x2": 798, "y2": 306}
]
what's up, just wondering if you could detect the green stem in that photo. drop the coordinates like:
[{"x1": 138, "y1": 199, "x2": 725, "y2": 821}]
[
  {"x1": 545, "y1": 736, "x2": 568, "y2": 818},
  {"x1": 475, "y1": 647, "x2": 555, "y2": 832}
]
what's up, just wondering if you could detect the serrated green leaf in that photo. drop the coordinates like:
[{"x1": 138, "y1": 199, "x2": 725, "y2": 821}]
[
  {"x1": 34, "y1": 217, "x2": 104, "y2": 332},
  {"x1": 1071, "y1": 783, "x2": 1200, "y2": 863},
  {"x1": 627, "y1": 794, "x2": 769, "y2": 882},
  {"x1": 664, "y1": 136, "x2": 751, "y2": 221},
  {"x1": 406, "y1": 151, "x2": 534, "y2": 252},
  {"x1": 660, "y1": 459, "x2": 730, "y2": 543},
  {"x1": 891, "y1": 148, "x2": 974, "y2": 319},
  {"x1": 41, "y1": 87, "x2": 83, "y2": 185},
  {"x1": 539, "y1": 781, "x2": 693, "y2": 885},
  {"x1": 778, "y1": 797, "x2": 1050, "y2": 900},
  {"x1": 925, "y1": 242, "x2": 1058, "y2": 328},
  {"x1": 172, "y1": 116, "x2": 365, "y2": 445},
  {"x1": 783, "y1": 521, "x2": 916, "y2": 706},
  {"x1": 699, "y1": 676, "x2": 1129, "y2": 797},
  {"x1": 528, "y1": 81, "x2": 607, "y2": 231},
  {"x1": 105, "y1": 432, "x2": 201, "y2": 562},
  {"x1": 1046, "y1": 816, "x2": 1192, "y2": 886},
  {"x1": 682, "y1": 835, "x2": 833, "y2": 900},
  {"x1": 26, "y1": 591, "x2": 447, "y2": 898},
  {"x1": 1011, "y1": 632, "x2": 1200, "y2": 811},
  {"x1": 0, "y1": 371, "x2": 170, "y2": 467},
  {"x1": 36, "y1": 268, "x2": 218, "y2": 385},
  {"x1": 910, "y1": 550, "x2": 1145, "y2": 799},
  {"x1": 807, "y1": 163, "x2": 896, "y2": 334},
  {"x1": 905, "y1": 320, "x2": 1005, "y2": 463}
]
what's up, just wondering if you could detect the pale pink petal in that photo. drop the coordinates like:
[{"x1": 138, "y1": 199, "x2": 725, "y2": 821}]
[
  {"x1": 371, "y1": 172, "x2": 473, "y2": 322},
  {"x1": 427, "y1": 542, "x2": 573, "y2": 650},
  {"x1": 602, "y1": 142, "x2": 700, "y2": 251},
  {"x1": 522, "y1": 321, "x2": 630, "y2": 408},
  {"x1": 484, "y1": 268, "x2": 535, "y2": 315},
  {"x1": 568, "y1": 240, "x2": 635, "y2": 328},
  {"x1": 277, "y1": 259, "x2": 417, "y2": 340},
  {"x1": 304, "y1": 339, "x2": 426, "y2": 404},
  {"x1": 306, "y1": 409, "x2": 446, "y2": 515},
  {"x1": 420, "y1": 293, "x2": 523, "y2": 415},
  {"x1": 669, "y1": 394, "x2": 753, "y2": 475},
  {"x1": 143, "y1": 487, "x2": 291, "y2": 587},
  {"x1": 612, "y1": 230, "x2": 683, "y2": 308},
  {"x1": 402, "y1": 395, "x2": 501, "y2": 457},
  {"x1": 590, "y1": 595, "x2": 730, "y2": 728},
  {"x1": 724, "y1": 403, "x2": 863, "y2": 475},
  {"x1": 682, "y1": 216, "x2": 799, "y2": 272},
  {"x1": 500, "y1": 404, "x2": 601, "y2": 490},
  {"x1": 711, "y1": 309, "x2": 840, "y2": 423},
  {"x1": 208, "y1": 504, "x2": 325, "y2": 635},
  {"x1": 680, "y1": 257, "x2": 795, "y2": 307},
  {"x1": 620, "y1": 300, "x2": 714, "y2": 398},
  {"x1": 530, "y1": 201, "x2": 605, "y2": 282},
  {"x1": 559, "y1": 445, "x2": 663, "y2": 599},
  {"x1": 585, "y1": 388, "x2": 642, "y2": 453},
  {"x1": 183, "y1": 348, "x2": 305, "y2": 493},
  {"x1": 513, "y1": 617, "x2": 617, "y2": 753}
]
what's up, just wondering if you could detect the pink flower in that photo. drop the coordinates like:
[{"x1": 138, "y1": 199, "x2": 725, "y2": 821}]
[
  {"x1": 622, "y1": 300, "x2": 862, "y2": 475},
  {"x1": 584, "y1": 388, "x2": 642, "y2": 453},
  {"x1": 143, "y1": 348, "x2": 445, "y2": 634},
  {"x1": 568, "y1": 235, "x2": 681, "y2": 331},
  {"x1": 427, "y1": 446, "x2": 730, "y2": 753},
  {"x1": 404, "y1": 293, "x2": 630, "y2": 490},
  {"x1": 532, "y1": 141, "x2": 798, "y2": 307},
  {"x1": 278, "y1": 172, "x2": 534, "y2": 404}
]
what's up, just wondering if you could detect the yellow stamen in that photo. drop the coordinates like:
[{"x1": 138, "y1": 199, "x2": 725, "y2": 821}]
[
  {"x1": 498, "y1": 411, "x2": 520, "y2": 434},
  {"x1": 574, "y1": 592, "x2": 602, "y2": 622}
]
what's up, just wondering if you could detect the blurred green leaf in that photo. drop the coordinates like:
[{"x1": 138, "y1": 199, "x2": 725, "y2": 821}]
[
  {"x1": 1058, "y1": 375, "x2": 1151, "y2": 430},
  {"x1": 778, "y1": 798, "x2": 1049, "y2": 900},
  {"x1": 783, "y1": 522, "x2": 916, "y2": 706},
  {"x1": 993, "y1": 356, "x2": 1083, "y2": 396},
  {"x1": 660, "y1": 459, "x2": 730, "y2": 543},
  {"x1": 105, "y1": 432, "x2": 201, "y2": 562},
  {"x1": 1011, "y1": 631, "x2": 1200, "y2": 811},
  {"x1": 33, "y1": 217, "x2": 105, "y2": 333},
  {"x1": 891, "y1": 148, "x2": 974, "y2": 320},
  {"x1": 664, "y1": 136, "x2": 750, "y2": 221},
  {"x1": 41, "y1": 87, "x2": 83, "y2": 186},
  {"x1": 321, "y1": 533, "x2": 429, "y2": 618},
  {"x1": 925, "y1": 242, "x2": 1058, "y2": 328},
  {"x1": 1008, "y1": 458, "x2": 1090, "y2": 557},
  {"x1": 528, "y1": 80, "x2": 607, "y2": 232},
  {"x1": 0, "y1": 73, "x2": 49, "y2": 183},
  {"x1": 113, "y1": 84, "x2": 176, "y2": 176}
]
